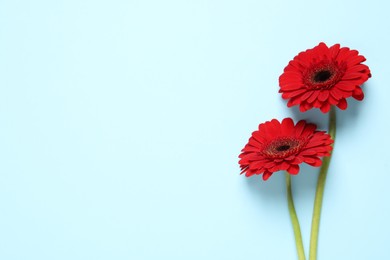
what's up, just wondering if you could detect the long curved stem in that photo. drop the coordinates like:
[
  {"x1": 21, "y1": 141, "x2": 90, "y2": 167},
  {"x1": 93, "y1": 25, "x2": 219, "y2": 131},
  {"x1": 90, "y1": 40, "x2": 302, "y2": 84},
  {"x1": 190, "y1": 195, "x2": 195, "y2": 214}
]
[
  {"x1": 309, "y1": 107, "x2": 337, "y2": 260},
  {"x1": 286, "y1": 173, "x2": 306, "y2": 260}
]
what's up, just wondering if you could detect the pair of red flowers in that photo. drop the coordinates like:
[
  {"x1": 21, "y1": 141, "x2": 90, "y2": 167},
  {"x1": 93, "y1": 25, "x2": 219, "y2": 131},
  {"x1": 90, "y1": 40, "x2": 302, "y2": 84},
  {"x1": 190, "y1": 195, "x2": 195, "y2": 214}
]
[{"x1": 239, "y1": 42, "x2": 371, "y2": 180}]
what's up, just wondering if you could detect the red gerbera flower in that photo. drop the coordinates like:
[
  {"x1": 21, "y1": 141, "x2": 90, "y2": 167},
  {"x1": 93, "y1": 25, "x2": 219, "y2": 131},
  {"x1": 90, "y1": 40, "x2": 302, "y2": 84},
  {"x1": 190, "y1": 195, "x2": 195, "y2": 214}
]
[
  {"x1": 239, "y1": 118, "x2": 333, "y2": 180},
  {"x1": 279, "y1": 42, "x2": 371, "y2": 113}
]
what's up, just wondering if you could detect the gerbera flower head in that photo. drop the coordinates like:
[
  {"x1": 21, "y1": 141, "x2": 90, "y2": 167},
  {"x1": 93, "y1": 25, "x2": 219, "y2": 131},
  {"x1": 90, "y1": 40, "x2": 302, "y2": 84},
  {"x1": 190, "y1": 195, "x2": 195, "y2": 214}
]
[
  {"x1": 239, "y1": 118, "x2": 333, "y2": 180},
  {"x1": 279, "y1": 42, "x2": 371, "y2": 113}
]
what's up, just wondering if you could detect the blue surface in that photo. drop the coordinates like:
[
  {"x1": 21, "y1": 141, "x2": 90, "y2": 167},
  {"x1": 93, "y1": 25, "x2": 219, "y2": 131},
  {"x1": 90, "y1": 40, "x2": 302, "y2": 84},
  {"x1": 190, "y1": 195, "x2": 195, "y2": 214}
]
[{"x1": 1, "y1": 0, "x2": 389, "y2": 259}]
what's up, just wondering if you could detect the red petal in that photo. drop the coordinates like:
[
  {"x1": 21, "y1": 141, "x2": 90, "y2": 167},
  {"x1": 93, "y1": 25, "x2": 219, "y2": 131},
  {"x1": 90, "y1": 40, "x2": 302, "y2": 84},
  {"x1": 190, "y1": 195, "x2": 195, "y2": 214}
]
[
  {"x1": 300, "y1": 90, "x2": 314, "y2": 101},
  {"x1": 304, "y1": 157, "x2": 322, "y2": 167},
  {"x1": 294, "y1": 120, "x2": 306, "y2": 137},
  {"x1": 305, "y1": 139, "x2": 329, "y2": 149},
  {"x1": 352, "y1": 87, "x2": 364, "y2": 101},
  {"x1": 299, "y1": 101, "x2": 312, "y2": 112},
  {"x1": 280, "y1": 82, "x2": 304, "y2": 91},
  {"x1": 336, "y1": 98, "x2": 348, "y2": 110},
  {"x1": 335, "y1": 81, "x2": 358, "y2": 91},
  {"x1": 245, "y1": 171, "x2": 255, "y2": 177},
  {"x1": 287, "y1": 96, "x2": 302, "y2": 107},
  {"x1": 252, "y1": 132, "x2": 266, "y2": 144},
  {"x1": 320, "y1": 102, "x2": 331, "y2": 113},
  {"x1": 318, "y1": 90, "x2": 330, "y2": 101},
  {"x1": 282, "y1": 88, "x2": 307, "y2": 99},
  {"x1": 307, "y1": 91, "x2": 320, "y2": 103},
  {"x1": 300, "y1": 149, "x2": 317, "y2": 156},
  {"x1": 347, "y1": 55, "x2": 366, "y2": 66},
  {"x1": 346, "y1": 64, "x2": 370, "y2": 74},
  {"x1": 262, "y1": 172, "x2": 273, "y2": 181},
  {"x1": 328, "y1": 43, "x2": 340, "y2": 59},
  {"x1": 301, "y1": 123, "x2": 317, "y2": 137},
  {"x1": 341, "y1": 73, "x2": 363, "y2": 80},
  {"x1": 287, "y1": 164, "x2": 300, "y2": 175},
  {"x1": 316, "y1": 42, "x2": 329, "y2": 56},
  {"x1": 281, "y1": 118, "x2": 294, "y2": 135},
  {"x1": 329, "y1": 88, "x2": 342, "y2": 99},
  {"x1": 313, "y1": 99, "x2": 323, "y2": 108},
  {"x1": 327, "y1": 94, "x2": 338, "y2": 105}
]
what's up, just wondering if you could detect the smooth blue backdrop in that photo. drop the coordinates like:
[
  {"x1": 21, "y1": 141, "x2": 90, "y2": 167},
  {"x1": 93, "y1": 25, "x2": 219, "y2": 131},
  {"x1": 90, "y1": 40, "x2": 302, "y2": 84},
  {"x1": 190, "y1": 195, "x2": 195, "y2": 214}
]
[{"x1": 1, "y1": 0, "x2": 389, "y2": 259}]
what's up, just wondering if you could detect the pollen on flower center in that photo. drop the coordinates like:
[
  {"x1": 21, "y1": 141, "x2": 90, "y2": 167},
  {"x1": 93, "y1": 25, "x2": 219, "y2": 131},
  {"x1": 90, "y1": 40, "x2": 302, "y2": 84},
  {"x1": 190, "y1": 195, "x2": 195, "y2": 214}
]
[{"x1": 262, "y1": 137, "x2": 305, "y2": 159}]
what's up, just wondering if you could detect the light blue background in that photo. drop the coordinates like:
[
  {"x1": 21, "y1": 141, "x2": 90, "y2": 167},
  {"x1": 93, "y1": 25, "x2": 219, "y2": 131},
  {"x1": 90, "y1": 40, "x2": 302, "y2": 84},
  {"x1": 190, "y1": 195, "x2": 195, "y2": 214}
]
[{"x1": 1, "y1": 0, "x2": 389, "y2": 259}]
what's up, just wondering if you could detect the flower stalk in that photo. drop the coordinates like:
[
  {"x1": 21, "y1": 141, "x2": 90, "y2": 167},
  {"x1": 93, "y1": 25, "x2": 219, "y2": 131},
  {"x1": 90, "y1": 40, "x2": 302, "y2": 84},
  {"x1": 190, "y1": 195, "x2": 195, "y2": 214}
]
[
  {"x1": 286, "y1": 173, "x2": 306, "y2": 260},
  {"x1": 309, "y1": 107, "x2": 337, "y2": 260}
]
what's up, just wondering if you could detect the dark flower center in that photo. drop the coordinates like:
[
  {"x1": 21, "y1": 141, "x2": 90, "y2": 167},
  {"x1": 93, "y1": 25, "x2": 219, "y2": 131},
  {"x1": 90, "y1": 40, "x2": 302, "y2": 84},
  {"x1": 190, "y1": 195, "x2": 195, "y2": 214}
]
[
  {"x1": 303, "y1": 60, "x2": 346, "y2": 90},
  {"x1": 313, "y1": 70, "x2": 332, "y2": 82},
  {"x1": 262, "y1": 137, "x2": 305, "y2": 159},
  {"x1": 276, "y1": 145, "x2": 291, "y2": 151}
]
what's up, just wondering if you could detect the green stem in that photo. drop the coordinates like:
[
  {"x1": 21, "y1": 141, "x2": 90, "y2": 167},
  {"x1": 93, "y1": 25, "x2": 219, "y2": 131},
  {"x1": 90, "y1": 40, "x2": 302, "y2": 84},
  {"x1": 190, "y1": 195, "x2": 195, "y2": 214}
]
[
  {"x1": 286, "y1": 173, "x2": 306, "y2": 260},
  {"x1": 309, "y1": 107, "x2": 337, "y2": 260}
]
